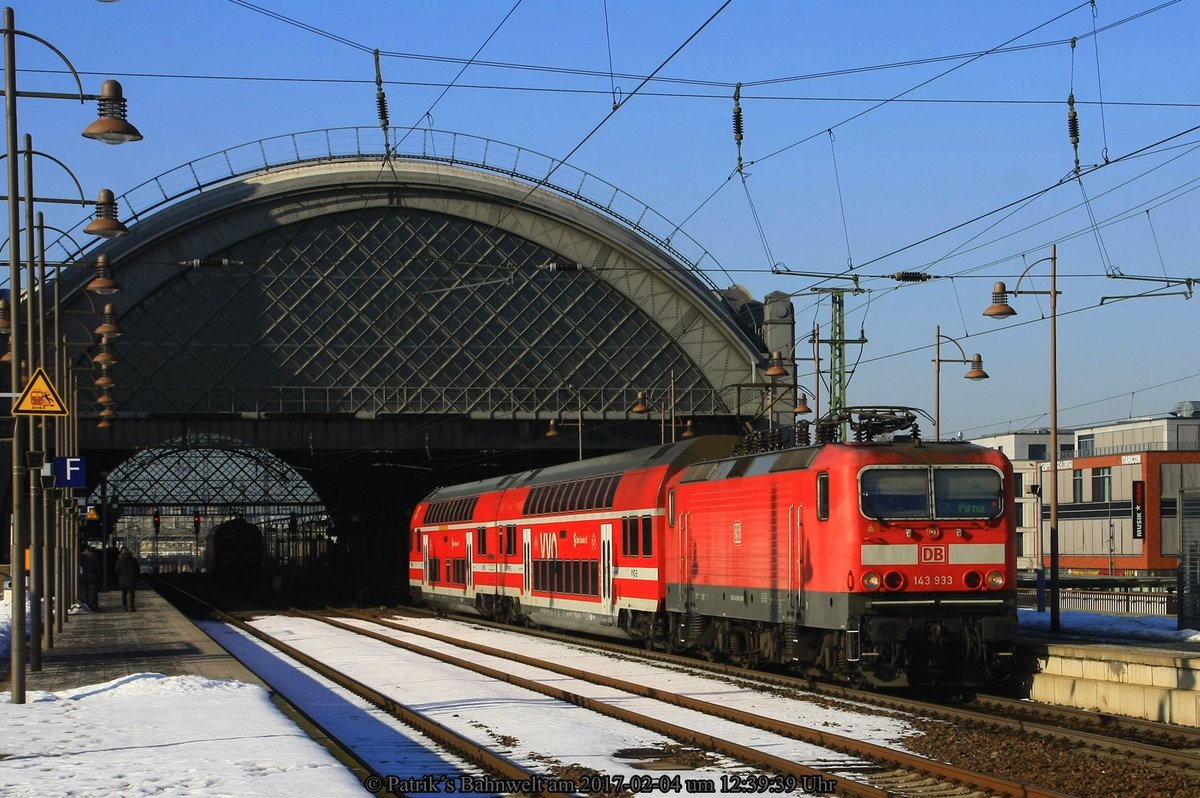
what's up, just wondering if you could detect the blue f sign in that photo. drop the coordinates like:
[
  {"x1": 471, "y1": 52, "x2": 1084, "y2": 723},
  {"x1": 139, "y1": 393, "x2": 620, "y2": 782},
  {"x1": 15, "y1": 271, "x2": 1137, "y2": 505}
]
[{"x1": 55, "y1": 457, "x2": 87, "y2": 488}]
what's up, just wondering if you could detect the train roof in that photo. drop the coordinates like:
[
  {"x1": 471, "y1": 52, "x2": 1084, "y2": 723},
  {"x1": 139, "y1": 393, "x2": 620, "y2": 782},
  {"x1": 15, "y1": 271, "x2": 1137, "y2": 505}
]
[{"x1": 420, "y1": 434, "x2": 740, "y2": 503}]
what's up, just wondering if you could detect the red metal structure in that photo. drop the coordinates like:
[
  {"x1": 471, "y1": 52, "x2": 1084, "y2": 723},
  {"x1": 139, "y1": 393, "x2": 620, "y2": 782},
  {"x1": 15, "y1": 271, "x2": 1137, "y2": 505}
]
[{"x1": 410, "y1": 408, "x2": 1017, "y2": 686}]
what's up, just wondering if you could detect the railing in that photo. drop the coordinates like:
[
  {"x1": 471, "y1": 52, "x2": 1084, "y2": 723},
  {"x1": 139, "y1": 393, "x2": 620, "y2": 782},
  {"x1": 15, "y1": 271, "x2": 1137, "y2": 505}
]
[
  {"x1": 51, "y1": 126, "x2": 728, "y2": 291},
  {"x1": 1018, "y1": 588, "x2": 1178, "y2": 616},
  {"x1": 127, "y1": 384, "x2": 734, "y2": 418}
]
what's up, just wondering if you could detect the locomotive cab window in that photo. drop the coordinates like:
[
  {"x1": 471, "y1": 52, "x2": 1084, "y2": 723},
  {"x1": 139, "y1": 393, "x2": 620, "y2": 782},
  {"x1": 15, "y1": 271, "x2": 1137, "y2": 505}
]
[
  {"x1": 933, "y1": 467, "x2": 1003, "y2": 519},
  {"x1": 861, "y1": 468, "x2": 930, "y2": 519},
  {"x1": 861, "y1": 466, "x2": 1003, "y2": 520}
]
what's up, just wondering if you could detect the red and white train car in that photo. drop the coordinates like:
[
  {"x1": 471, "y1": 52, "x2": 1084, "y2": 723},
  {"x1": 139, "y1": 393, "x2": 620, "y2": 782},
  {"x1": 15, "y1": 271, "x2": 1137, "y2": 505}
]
[
  {"x1": 409, "y1": 436, "x2": 737, "y2": 634},
  {"x1": 410, "y1": 411, "x2": 1017, "y2": 686}
]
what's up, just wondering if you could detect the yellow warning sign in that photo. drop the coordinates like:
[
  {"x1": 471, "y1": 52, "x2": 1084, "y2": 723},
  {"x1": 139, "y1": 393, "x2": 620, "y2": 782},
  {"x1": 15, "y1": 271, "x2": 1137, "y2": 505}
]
[{"x1": 12, "y1": 367, "x2": 69, "y2": 417}]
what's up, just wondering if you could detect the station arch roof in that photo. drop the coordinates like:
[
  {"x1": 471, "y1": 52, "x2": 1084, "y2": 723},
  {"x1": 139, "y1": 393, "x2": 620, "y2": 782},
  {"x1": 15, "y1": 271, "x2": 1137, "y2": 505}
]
[{"x1": 56, "y1": 128, "x2": 780, "y2": 424}]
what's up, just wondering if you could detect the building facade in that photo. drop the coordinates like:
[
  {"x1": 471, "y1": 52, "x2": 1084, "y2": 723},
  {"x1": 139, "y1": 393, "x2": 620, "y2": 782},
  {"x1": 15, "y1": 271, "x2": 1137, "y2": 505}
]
[{"x1": 973, "y1": 410, "x2": 1200, "y2": 577}]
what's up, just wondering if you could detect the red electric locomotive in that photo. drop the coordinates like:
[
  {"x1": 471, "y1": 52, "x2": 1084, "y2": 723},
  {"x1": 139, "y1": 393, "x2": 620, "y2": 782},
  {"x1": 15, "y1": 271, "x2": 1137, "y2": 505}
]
[{"x1": 409, "y1": 407, "x2": 1017, "y2": 687}]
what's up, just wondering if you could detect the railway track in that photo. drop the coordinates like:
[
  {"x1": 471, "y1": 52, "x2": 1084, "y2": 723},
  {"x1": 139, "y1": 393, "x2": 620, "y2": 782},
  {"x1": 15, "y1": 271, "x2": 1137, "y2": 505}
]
[
  {"x1": 392, "y1": 606, "x2": 1200, "y2": 771},
  {"x1": 359, "y1": 605, "x2": 1200, "y2": 798},
  {"x1": 318, "y1": 610, "x2": 1076, "y2": 798},
  {"x1": 157, "y1": 574, "x2": 1200, "y2": 796},
  {"x1": 159, "y1": 576, "x2": 1078, "y2": 796}
]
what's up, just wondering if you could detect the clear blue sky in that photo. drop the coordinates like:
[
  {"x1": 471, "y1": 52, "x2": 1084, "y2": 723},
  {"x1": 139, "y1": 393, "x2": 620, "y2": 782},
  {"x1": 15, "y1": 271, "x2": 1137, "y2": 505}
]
[{"x1": 8, "y1": 0, "x2": 1200, "y2": 437}]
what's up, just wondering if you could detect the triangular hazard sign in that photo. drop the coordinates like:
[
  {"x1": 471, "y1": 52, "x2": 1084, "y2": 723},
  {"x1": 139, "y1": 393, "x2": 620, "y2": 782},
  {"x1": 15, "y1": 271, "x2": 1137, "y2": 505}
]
[{"x1": 12, "y1": 367, "x2": 69, "y2": 416}]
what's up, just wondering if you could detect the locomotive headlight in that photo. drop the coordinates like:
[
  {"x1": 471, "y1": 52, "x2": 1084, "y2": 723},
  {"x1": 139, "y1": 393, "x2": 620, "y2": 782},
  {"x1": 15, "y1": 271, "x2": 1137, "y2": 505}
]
[
  {"x1": 986, "y1": 570, "x2": 1006, "y2": 589},
  {"x1": 861, "y1": 571, "x2": 881, "y2": 590}
]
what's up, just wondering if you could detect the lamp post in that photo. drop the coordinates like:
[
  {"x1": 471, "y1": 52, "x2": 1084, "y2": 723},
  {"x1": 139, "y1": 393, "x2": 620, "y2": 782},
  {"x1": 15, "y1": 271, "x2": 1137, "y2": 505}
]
[
  {"x1": 932, "y1": 325, "x2": 989, "y2": 441},
  {"x1": 545, "y1": 385, "x2": 585, "y2": 460},
  {"x1": 631, "y1": 371, "x2": 694, "y2": 444},
  {"x1": 3, "y1": 5, "x2": 142, "y2": 703},
  {"x1": 984, "y1": 244, "x2": 1060, "y2": 632}
]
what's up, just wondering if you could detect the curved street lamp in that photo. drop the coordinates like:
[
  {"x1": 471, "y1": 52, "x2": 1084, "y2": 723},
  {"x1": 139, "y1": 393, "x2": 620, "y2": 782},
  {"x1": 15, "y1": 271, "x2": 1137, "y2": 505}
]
[
  {"x1": 932, "y1": 324, "x2": 988, "y2": 441},
  {"x1": 984, "y1": 243, "x2": 1060, "y2": 633},
  {"x1": 3, "y1": 5, "x2": 142, "y2": 703}
]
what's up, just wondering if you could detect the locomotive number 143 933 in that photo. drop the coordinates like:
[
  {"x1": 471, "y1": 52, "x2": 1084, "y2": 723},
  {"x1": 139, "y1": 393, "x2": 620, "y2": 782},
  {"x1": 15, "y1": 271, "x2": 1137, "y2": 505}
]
[{"x1": 912, "y1": 574, "x2": 955, "y2": 586}]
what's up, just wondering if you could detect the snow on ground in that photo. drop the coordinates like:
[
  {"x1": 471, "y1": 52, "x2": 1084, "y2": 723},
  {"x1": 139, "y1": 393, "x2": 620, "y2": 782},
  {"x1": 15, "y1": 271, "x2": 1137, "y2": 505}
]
[
  {"x1": 3, "y1": 593, "x2": 1199, "y2": 797},
  {"x1": 0, "y1": 671, "x2": 366, "y2": 798}
]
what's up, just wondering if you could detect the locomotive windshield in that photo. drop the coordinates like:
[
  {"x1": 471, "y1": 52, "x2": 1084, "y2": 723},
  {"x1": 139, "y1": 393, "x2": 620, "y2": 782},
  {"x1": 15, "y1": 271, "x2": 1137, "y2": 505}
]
[{"x1": 861, "y1": 466, "x2": 1002, "y2": 520}]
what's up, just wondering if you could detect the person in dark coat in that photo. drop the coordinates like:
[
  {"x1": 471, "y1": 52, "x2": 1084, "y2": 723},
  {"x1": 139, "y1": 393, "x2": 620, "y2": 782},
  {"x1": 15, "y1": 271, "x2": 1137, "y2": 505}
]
[
  {"x1": 78, "y1": 545, "x2": 100, "y2": 611},
  {"x1": 115, "y1": 547, "x2": 140, "y2": 612}
]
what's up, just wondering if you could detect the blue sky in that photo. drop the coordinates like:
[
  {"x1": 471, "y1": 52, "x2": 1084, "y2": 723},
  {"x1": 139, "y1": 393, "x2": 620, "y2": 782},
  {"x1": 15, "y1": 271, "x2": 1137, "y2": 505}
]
[{"x1": 8, "y1": 1, "x2": 1200, "y2": 437}]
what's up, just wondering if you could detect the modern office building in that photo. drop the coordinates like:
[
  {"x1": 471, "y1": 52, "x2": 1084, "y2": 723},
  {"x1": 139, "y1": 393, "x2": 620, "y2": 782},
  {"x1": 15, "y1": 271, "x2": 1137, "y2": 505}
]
[{"x1": 972, "y1": 405, "x2": 1200, "y2": 577}]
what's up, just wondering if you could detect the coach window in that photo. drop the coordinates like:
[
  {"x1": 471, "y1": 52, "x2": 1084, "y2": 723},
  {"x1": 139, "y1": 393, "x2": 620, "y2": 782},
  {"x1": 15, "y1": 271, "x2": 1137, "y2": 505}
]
[
  {"x1": 667, "y1": 489, "x2": 676, "y2": 527},
  {"x1": 413, "y1": 530, "x2": 422, "y2": 552},
  {"x1": 507, "y1": 524, "x2": 518, "y2": 556},
  {"x1": 476, "y1": 527, "x2": 487, "y2": 555},
  {"x1": 641, "y1": 515, "x2": 653, "y2": 557},
  {"x1": 817, "y1": 472, "x2": 830, "y2": 520},
  {"x1": 602, "y1": 476, "x2": 619, "y2": 508}
]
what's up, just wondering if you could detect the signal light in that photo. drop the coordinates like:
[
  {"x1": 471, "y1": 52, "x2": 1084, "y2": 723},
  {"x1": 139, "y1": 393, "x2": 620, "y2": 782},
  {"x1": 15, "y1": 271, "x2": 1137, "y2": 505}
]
[
  {"x1": 152, "y1": 511, "x2": 161, "y2": 532},
  {"x1": 193, "y1": 514, "x2": 201, "y2": 534}
]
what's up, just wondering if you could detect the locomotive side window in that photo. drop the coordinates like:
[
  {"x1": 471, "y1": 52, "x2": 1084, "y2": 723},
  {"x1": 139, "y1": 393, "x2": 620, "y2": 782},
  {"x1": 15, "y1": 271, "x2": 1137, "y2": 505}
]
[
  {"x1": 861, "y1": 467, "x2": 929, "y2": 519},
  {"x1": 933, "y1": 467, "x2": 1003, "y2": 519},
  {"x1": 668, "y1": 489, "x2": 676, "y2": 527},
  {"x1": 817, "y1": 473, "x2": 829, "y2": 520}
]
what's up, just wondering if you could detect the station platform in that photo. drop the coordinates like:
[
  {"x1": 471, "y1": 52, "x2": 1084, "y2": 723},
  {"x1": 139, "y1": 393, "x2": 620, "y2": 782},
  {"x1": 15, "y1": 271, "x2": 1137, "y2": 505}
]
[
  {"x1": 1015, "y1": 633, "x2": 1200, "y2": 727},
  {"x1": 5, "y1": 585, "x2": 263, "y2": 693}
]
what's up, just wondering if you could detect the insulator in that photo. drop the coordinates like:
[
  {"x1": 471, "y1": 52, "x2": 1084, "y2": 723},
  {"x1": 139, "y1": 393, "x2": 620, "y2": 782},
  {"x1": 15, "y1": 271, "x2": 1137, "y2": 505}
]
[
  {"x1": 1067, "y1": 110, "x2": 1079, "y2": 145},
  {"x1": 891, "y1": 271, "x2": 930, "y2": 282},
  {"x1": 542, "y1": 261, "x2": 578, "y2": 272},
  {"x1": 795, "y1": 421, "x2": 811, "y2": 446},
  {"x1": 732, "y1": 106, "x2": 743, "y2": 142},
  {"x1": 376, "y1": 92, "x2": 390, "y2": 129}
]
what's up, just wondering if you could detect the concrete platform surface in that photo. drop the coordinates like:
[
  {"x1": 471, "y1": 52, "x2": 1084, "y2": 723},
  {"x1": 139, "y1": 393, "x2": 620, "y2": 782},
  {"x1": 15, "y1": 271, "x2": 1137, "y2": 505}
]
[{"x1": 5, "y1": 586, "x2": 263, "y2": 693}]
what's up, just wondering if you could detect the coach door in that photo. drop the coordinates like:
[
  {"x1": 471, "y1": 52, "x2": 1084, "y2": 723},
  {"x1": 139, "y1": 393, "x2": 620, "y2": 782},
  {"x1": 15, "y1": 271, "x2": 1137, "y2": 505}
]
[
  {"x1": 789, "y1": 505, "x2": 804, "y2": 624},
  {"x1": 465, "y1": 533, "x2": 474, "y2": 594},
  {"x1": 421, "y1": 532, "x2": 430, "y2": 588},
  {"x1": 522, "y1": 527, "x2": 532, "y2": 598},
  {"x1": 678, "y1": 512, "x2": 692, "y2": 609},
  {"x1": 600, "y1": 522, "x2": 615, "y2": 613}
]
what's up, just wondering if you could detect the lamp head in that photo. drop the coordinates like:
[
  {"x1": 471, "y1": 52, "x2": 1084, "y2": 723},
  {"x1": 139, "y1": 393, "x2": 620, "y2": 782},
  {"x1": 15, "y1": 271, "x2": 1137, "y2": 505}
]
[
  {"x1": 793, "y1": 393, "x2": 812, "y2": 415},
  {"x1": 964, "y1": 354, "x2": 989, "y2": 380},
  {"x1": 81, "y1": 80, "x2": 143, "y2": 145},
  {"x1": 545, "y1": 419, "x2": 560, "y2": 438},
  {"x1": 630, "y1": 391, "x2": 650, "y2": 414},
  {"x1": 83, "y1": 189, "x2": 129, "y2": 238},
  {"x1": 86, "y1": 254, "x2": 122, "y2": 295},
  {"x1": 761, "y1": 350, "x2": 788, "y2": 378},
  {"x1": 983, "y1": 281, "x2": 1016, "y2": 318}
]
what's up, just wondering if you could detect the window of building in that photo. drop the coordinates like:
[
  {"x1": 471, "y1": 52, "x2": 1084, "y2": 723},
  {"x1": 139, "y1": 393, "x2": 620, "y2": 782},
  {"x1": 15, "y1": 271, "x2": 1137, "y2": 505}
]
[
  {"x1": 1077, "y1": 434, "x2": 1095, "y2": 455},
  {"x1": 1012, "y1": 473, "x2": 1024, "y2": 527},
  {"x1": 1027, "y1": 443, "x2": 1047, "y2": 461},
  {"x1": 1072, "y1": 470, "x2": 1083, "y2": 503},
  {"x1": 1092, "y1": 466, "x2": 1111, "y2": 502}
]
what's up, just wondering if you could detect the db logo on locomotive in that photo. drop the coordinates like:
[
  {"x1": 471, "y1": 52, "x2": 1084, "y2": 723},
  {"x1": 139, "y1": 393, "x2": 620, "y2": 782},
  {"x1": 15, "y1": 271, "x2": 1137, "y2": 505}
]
[{"x1": 919, "y1": 544, "x2": 947, "y2": 564}]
